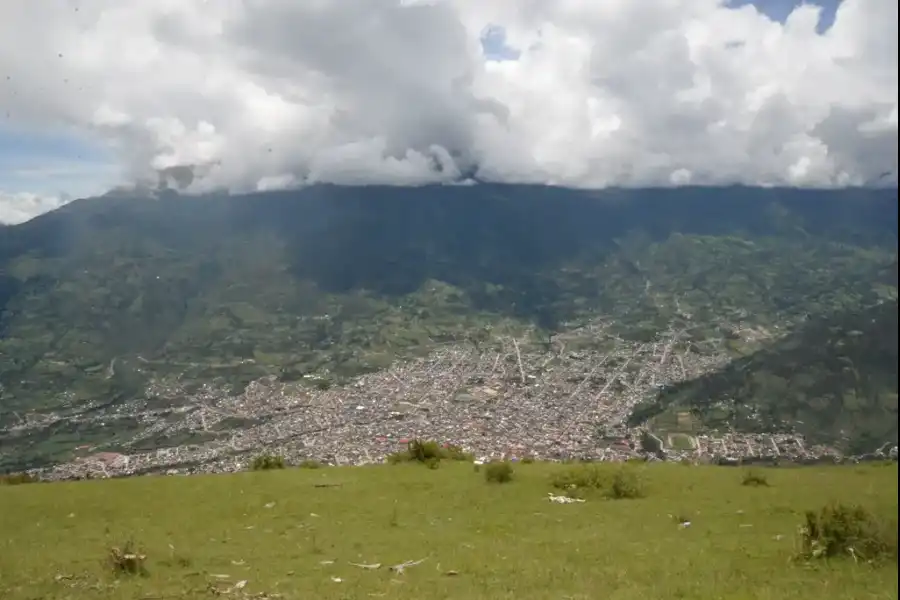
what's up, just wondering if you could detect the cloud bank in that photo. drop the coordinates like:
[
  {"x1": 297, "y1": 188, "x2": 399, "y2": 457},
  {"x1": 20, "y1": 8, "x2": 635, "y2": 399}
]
[
  {"x1": 0, "y1": 191, "x2": 72, "y2": 225},
  {"x1": 0, "y1": 0, "x2": 896, "y2": 221}
]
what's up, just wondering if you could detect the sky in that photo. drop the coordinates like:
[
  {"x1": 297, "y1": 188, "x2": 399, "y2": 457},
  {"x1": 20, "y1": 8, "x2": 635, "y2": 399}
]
[{"x1": 0, "y1": 0, "x2": 896, "y2": 224}]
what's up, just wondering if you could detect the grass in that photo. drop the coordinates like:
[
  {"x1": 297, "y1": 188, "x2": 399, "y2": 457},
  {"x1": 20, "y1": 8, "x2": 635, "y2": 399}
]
[{"x1": 0, "y1": 463, "x2": 896, "y2": 600}]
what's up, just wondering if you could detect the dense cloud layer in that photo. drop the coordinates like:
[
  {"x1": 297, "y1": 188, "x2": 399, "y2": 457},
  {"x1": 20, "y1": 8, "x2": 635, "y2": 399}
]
[{"x1": 0, "y1": 0, "x2": 897, "y2": 222}]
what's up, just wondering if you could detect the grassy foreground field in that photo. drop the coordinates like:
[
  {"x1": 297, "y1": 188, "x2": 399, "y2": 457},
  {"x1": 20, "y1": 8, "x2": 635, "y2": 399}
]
[{"x1": 1, "y1": 463, "x2": 897, "y2": 600}]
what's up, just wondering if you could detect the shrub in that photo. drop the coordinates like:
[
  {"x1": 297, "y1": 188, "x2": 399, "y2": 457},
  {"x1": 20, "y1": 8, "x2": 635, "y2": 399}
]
[
  {"x1": 549, "y1": 465, "x2": 607, "y2": 496},
  {"x1": 443, "y1": 444, "x2": 475, "y2": 462},
  {"x1": 549, "y1": 465, "x2": 646, "y2": 499},
  {"x1": 107, "y1": 540, "x2": 148, "y2": 577},
  {"x1": 298, "y1": 459, "x2": 324, "y2": 469},
  {"x1": 607, "y1": 468, "x2": 646, "y2": 500},
  {"x1": 387, "y1": 439, "x2": 473, "y2": 466},
  {"x1": 742, "y1": 469, "x2": 770, "y2": 487},
  {"x1": 0, "y1": 472, "x2": 38, "y2": 485},
  {"x1": 484, "y1": 461, "x2": 514, "y2": 484},
  {"x1": 521, "y1": 455, "x2": 536, "y2": 464},
  {"x1": 251, "y1": 454, "x2": 286, "y2": 471},
  {"x1": 408, "y1": 439, "x2": 445, "y2": 462},
  {"x1": 386, "y1": 451, "x2": 409, "y2": 465},
  {"x1": 797, "y1": 503, "x2": 897, "y2": 563}
]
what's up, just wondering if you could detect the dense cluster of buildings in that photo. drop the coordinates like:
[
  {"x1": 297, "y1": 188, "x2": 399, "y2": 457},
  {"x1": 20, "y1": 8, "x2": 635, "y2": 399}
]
[{"x1": 3, "y1": 321, "x2": 894, "y2": 481}]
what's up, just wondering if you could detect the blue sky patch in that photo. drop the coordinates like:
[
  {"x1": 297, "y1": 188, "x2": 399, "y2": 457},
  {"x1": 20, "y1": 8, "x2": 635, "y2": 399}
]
[
  {"x1": 0, "y1": 123, "x2": 118, "y2": 198},
  {"x1": 728, "y1": 0, "x2": 840, "y2": 33},
  {"x1": 480, "y1": 25, "x2": 521, "y2": 62}
]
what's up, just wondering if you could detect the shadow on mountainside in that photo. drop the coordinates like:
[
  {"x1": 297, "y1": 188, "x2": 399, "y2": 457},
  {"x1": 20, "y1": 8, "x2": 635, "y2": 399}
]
[{"x1": 2, "y1": 184, "x2": 895, "y2": 325}]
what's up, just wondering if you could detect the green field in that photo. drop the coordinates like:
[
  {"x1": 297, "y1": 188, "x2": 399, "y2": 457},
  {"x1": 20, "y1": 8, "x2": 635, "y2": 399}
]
[{"x1": 1, "y1": 463, "x2": 897, "y2": 600}]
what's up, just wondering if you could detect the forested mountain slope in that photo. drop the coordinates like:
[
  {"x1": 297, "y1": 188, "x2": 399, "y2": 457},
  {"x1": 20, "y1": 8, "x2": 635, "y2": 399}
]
[{"x1": 0, "y1": 185, "x2": 896, "y2": 464}]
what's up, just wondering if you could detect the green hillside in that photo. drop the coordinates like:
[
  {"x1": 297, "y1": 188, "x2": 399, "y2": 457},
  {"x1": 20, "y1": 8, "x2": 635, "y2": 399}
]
[
  {"x1": 0, "y1": 185, "x2": 897, "y2": 465},
  {"x1": 630, "y1": 300, "x2": 899, "y2": 451}
]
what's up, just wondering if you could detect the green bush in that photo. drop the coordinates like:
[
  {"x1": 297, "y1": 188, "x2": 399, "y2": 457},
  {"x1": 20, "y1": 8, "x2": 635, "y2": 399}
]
[
  {"x1": 251, "y1": 454, "x2": 286, "y2": 471},
  {"x1": 798, "y1": 503, "x2": 897, "y2": 563},
  {"x1": 742, "y1": 469, "x2": 770, "y2": 487},
  {"x1": 298, "y1": 459, "x2": 324, "y2": 469},
  {"x1": 408, "y1": 439, "x2": 445, "y2": 462},
  {"x1": 484, "y1": 461, "x2": 514, "y2": 484},
  {"x1": 550, "y1": 465, "x2": 607, "y2": 496},
  {"x1": 387, "y1": 439, "x2": 474, "y2": 466},
  {"x1": 607, "y1": 468, "x2": 646, "y2": 500},
  {"x1": 443, "y1": 444, "x2": 474, "y2": 462},
  {"x1": 386, "y1": 451, "x2": 409, "y2": 465},
  {"x1": 550, "y1": 465, "x2": 646, "y2": 499},
  {"x1": 0, "y1": 472, "x2": 38, "y2": 485}
]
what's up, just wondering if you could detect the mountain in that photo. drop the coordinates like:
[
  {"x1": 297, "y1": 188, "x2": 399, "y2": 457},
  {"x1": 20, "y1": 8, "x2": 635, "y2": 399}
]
[
  {"x1": 629, "y1": 299, "x2": 899, "y2": 452},
  {"x1": 0, "y1": 185, "x2": 897, "y2": 468}
]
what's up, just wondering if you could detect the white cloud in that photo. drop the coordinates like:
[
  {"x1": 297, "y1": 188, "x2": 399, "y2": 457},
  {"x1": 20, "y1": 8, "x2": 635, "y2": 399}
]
[
  {"x1": 0, "y1": 0, "x2": 896, "y2": 222},
  {"x1": 0, "y1": 191, "x2": 70, "y2": 225}
]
